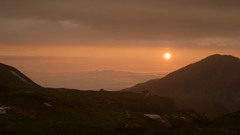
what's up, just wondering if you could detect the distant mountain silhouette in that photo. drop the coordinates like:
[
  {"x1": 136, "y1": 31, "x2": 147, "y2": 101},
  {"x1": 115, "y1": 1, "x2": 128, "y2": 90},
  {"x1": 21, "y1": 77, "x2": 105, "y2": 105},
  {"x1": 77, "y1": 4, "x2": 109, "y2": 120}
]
[
  {"x1": 122, "y1": 54, "x2": 240, "y2": 112},
  {"x1": 25, "y1": 70, "x2": 167, "y2": 91},
  {"x1": 0, "y1": 63, "x2": 40, "y2": 88}
]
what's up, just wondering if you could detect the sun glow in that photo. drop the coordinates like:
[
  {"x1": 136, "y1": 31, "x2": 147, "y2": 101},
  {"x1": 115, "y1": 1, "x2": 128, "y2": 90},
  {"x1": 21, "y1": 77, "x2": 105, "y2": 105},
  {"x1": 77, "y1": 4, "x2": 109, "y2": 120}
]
[{"x1": 164, "y1": 53, "x2": 171, "y2": 59}]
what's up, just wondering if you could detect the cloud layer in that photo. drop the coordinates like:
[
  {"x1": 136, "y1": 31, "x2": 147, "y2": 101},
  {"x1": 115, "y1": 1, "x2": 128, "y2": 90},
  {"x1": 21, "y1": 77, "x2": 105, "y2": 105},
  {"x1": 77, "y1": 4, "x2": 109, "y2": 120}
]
[
  {"x1": 24, "y1": 70, "x2": 168, "y2": 91},
  {"x1": 1, "y1": 0, "x2": 240, "y2": 48}
]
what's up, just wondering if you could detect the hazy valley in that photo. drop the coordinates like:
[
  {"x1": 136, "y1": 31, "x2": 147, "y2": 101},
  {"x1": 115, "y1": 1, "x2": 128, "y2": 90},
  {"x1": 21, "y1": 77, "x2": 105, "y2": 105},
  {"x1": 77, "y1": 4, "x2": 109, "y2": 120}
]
[
  {"x1": 0, "y1": 54, "x2": 240, "y2": 134},
  {"x1": 23, "y1": 70, "x2": 168, "y2": 91},
  {"x1": 2, "y1": 1, "x2": 240, "y2": 134}
]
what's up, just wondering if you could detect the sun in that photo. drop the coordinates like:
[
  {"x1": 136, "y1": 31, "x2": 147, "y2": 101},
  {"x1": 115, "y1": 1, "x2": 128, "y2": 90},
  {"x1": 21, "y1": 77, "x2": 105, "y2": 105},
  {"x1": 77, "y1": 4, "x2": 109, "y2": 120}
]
[{"x1": 164, "y1": 53, "x2": 171, "y2": 59}]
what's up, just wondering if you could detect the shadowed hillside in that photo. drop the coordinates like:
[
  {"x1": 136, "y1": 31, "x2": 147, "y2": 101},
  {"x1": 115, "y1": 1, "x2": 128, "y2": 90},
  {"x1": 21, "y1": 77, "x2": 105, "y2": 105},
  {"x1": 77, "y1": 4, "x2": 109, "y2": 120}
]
[
  {"x1": 0, "y1": 61, "x2": 240, "y2": 134},
  {"x1": 122, "y1": 54, "x2": 240, "y2": 113},
  {"x1": 0, "y1": 63, "x2": 40, "y2": 88},
  {"x1": 0, "y1": 86, "x2": 206, "y2": 134}
]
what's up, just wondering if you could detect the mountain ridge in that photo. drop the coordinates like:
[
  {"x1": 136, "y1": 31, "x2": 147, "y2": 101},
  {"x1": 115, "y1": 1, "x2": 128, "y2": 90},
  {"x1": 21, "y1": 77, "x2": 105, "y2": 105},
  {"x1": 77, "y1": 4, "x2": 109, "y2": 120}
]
[
  {"x1": 122, "y1": 54, "x2": 240, "y2": 112},
  {"x1": 0, "y1": 62, "x2": 40, "y2": 88}
]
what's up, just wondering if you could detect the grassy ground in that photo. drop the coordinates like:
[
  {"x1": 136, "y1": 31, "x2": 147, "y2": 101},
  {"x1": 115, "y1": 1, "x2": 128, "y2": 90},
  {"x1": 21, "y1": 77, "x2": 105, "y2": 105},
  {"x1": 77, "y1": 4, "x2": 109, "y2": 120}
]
[
  {"x1": 0, "y1": 86, "x2": 174, "y2": 134},
  {"x1": 0, "y1": 86, "x2": 239, "y2": 134}
]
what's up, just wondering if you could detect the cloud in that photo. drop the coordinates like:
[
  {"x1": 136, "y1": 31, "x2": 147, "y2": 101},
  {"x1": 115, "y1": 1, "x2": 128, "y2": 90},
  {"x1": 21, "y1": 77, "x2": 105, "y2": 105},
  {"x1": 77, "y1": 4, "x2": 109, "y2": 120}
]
[
  {"x1": 1, "y1": 0, "x2": 240, "y2": 49},
  {"x1": 24, "y1": 70, "x2": 169, "y2": 91}
]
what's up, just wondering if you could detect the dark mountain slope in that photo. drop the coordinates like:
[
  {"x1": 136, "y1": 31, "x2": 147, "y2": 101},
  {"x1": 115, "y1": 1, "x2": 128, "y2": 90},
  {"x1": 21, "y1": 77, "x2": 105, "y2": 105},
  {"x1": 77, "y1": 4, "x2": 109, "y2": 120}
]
[
  {"x1": 173, "y1": 98, "x2": 229, "y2": 119},
  {"x1": 122, "y1": 54, "x2": 240, "y2": 112},
  {"x1": 0, "y1": 63, "x2": 40, "y2": 87},
  {"x1": 0, "y1": 86, "x2": 206, "y2": 134}
]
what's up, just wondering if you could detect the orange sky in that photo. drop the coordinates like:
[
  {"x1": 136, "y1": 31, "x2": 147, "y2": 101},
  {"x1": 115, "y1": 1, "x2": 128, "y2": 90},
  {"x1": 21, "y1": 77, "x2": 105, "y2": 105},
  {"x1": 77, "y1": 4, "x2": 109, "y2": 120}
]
[
  {"x1": 1, "y1": 45, "x2": 240, "y2": 73},
  {"x1": 1, "y1": 1, "x2": 240, "y2": 73}
]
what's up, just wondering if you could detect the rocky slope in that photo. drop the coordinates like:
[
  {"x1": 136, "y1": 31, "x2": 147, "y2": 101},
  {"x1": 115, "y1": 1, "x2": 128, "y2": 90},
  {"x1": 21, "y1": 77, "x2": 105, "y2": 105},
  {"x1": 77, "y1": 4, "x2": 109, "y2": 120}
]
[{"x1": 0, "y1": 63, "x2": 40, "y2": 88}]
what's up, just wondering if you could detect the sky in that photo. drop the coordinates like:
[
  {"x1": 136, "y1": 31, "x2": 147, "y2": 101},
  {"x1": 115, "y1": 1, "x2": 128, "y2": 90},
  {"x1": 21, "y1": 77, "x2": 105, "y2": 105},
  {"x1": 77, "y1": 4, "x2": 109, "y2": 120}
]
[{"x1": 1, "y1": 0, "x2": 240, "y2": 76}]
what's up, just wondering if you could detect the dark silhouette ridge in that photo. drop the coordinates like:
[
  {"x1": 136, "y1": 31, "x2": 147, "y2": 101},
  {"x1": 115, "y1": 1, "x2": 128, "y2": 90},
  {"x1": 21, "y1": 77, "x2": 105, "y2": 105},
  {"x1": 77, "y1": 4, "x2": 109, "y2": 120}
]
[
  {"x1": 0, "y1": 63, "x2": 41, "y2": 88},
  {"x1": 122, "y1": 54, "x2": 240, "y2": 112}
]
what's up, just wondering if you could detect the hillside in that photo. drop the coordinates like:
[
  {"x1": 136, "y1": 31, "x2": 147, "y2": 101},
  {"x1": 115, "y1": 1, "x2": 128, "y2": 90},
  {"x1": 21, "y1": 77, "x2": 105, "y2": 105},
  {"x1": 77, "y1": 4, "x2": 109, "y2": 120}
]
[
  {"x1": 0, "y1": 63, "x2": 40, "y2": 88},
  {"x1": 0, "y1": 86, "x2": 206, "y2": 134},
  {"x1": 1, "y1": 86, "x2": 239, "y2": 134},
  {"x1": 0, "y1": 62, "x2": 239, "y2": 134},
  {"x1": 122, "y1": 54, "x2": 240, "y2": 112}
]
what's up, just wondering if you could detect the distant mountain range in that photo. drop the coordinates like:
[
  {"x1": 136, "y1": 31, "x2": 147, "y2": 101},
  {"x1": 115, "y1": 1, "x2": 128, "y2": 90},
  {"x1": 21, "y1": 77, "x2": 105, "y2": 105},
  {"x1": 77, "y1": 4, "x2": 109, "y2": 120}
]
[
  {"x1": 0, "y1": 63, "x2": 40, "y2": 88},
  {"x1": 1, "y1": 54, "x2": 239, "y2": 119},
  {"x1": 122, "y1": 54, "x2": 240, "y2": 113},
  {"x1": 23, "y1": 70, "x2": 168, "y2": 91}
]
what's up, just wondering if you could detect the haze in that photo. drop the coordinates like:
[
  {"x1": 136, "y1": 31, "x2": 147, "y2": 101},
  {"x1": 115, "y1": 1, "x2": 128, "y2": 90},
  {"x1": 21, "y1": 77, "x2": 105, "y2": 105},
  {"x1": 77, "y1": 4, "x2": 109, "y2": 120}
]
[{"x1": 1, "y1": 0, "x2": 240, "y2": 90}]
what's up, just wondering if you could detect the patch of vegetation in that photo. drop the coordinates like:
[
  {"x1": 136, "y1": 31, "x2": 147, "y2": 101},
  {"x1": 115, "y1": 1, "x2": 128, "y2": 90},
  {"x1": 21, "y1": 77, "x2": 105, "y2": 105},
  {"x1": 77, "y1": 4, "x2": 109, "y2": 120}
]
[{"x1": 0, "y1": 86, "x2": 239, "y2": 134}]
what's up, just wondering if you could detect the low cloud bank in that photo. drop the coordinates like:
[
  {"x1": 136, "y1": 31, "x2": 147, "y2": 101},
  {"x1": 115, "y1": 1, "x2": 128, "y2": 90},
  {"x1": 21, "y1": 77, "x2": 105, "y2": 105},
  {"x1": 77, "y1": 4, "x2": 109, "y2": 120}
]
[{"x1": 24, "y1": 70, "x2": 169, "y2": 91}]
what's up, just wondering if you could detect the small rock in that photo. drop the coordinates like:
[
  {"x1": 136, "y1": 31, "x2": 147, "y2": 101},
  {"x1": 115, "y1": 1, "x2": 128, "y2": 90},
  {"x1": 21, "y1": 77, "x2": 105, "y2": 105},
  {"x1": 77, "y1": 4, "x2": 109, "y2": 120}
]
[
  {"x1": 0, "y1": 106, "x2": 11, "y2": 114},
  {"x1": 44, "y1": 103, "x2": 52, "y2": 107}
]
